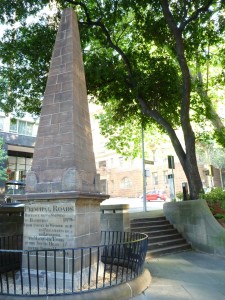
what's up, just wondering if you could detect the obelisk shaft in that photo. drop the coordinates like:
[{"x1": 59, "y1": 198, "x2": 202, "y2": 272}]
[{"x1": 26, "y1": 8, "x2": 98, "y2": 193}]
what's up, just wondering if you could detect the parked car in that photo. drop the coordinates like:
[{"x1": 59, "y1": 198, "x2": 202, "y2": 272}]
[{"x1": 140, "y1": 190, "x2": 169, "y2": 201}]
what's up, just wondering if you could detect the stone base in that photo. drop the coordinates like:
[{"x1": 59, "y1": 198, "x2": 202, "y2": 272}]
[
  {"x1": 22, "y1": 198, "x2": 102, "y2": 251},
  {"x1": 13, "y1": 192, "x2": 109, "y2": 272},
  {"x1": 100, "y1": 204, "x2": 130, "y2": 232},
  {"x1": 23, "y1": 201, "x2": 77, "y2": 250},
  {"x1": 16, "y1": 262, "x2": 105, "y2": 292}
]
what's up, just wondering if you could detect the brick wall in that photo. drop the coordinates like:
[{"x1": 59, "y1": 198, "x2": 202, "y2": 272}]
[{"x1": 97, "y1": 161, "x2": 223, "y2": 198}]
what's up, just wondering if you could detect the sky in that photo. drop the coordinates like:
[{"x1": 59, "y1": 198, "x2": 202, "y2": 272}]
[
  {"x1": 0, "y1": 4, "x2": 57, "y2": 38},
  {"x1": 0, "y1": 24, "x2": 7, "y2": 38}
]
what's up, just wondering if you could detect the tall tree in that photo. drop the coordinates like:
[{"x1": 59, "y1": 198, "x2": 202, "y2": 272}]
[
  {"x1": 0, "y1": 138, "x2": 7, "y2": 180},
  {"x1": 0, "y1": 0, "x2": 224, "y2": 199}
]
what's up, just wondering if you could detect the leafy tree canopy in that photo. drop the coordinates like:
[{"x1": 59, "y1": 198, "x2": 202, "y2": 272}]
[{"x1": 0, "y1": 0, "x2": 225, "y2": 199}]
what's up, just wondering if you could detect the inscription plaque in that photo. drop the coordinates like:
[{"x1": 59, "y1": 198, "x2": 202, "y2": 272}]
[{"x1": 23, "y1": 202, "x2": 75, "y2": 250}]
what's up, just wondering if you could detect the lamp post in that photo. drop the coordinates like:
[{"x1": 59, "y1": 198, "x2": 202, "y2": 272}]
[{"x1": 142, "y1": 125, "x2": 147, "y2": 212}]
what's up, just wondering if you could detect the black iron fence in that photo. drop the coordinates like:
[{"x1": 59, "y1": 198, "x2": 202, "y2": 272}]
[{"x1": 0, "y1": 231, "x2": 148, "y2": 296}]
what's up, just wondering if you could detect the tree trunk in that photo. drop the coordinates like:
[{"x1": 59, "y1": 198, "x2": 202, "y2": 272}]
[
  {"x1": 167, "y1": 127, "x2": 203, "y2": 200},
  {"x1": 142, "y1": 106, "x2": 203, "y2": 200},
  {"x1": 182, "y1": 152, "x2": 203, "y2": 200},
  {"x1": 160, "y1": 0, "x2": 205, "y2": 199},
  {"x1": 219, "y1": 168, "x2": 224, "y2": 189}
]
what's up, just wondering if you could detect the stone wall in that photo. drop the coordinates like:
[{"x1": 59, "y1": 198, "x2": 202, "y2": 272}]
[
  {"x1": 164, "y1": 199, "x2": 225, "y2": 257},
  {"x1": 0, "y1": 207, "x2": 23, "y2": 251},
  {"x1": 0, "y1": 207, "x2": 24, "y2": 237},
  {"x1": 100, "y1": 204, "x2": 130, "y2": 232}
]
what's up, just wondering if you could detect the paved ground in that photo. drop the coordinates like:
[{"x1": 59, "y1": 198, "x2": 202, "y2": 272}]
[
  {"x1": 128, "y1": 207, "x2": 225, "y2": 300},
  {"x1": 102, "y1": 201, "x2": 225, "y2": 300},
  {"x1": 132, "y1": 250, "x2": 225, "y2": 300}
]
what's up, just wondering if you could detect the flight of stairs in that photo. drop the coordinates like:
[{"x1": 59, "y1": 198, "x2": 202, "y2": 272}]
[{"x1": 130, "y1": 216, "x2": 192, "y2": 258}]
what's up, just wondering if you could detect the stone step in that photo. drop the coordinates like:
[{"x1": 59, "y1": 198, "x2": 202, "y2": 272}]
[
  {"x1": 148, "y1": 233, "x2": 182, "y2": 243},
  {"x1": 145, "y1": 228, "x2": 179, "y2": 237},
  {"x1": 146, "y1": 243, "x2": 192, "y2": 258},
  {"x1": 148, "y1": 238, "x2": 186, "y2": 250},
  {"x1": 130, "y1": 216, "x2": 192, "y2": 257},
  {"x1": 131, "y1": 219, "x2": 170, "y2": 228},
  {"x1": 132, "y1": 224, "x2": 174, "y2": 232},
  {"x1": 131, "y1": 217, "x2": 166, "y2": 223}
]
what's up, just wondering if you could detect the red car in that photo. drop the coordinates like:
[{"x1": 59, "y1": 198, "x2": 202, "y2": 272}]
[{"x1": 145, "y1": 190, "x2": 168, "y2": 201}]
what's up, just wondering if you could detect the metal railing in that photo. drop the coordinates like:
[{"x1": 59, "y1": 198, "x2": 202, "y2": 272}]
[{"x1": 0, "y1": 231, "x2": 148, "y2": 296}]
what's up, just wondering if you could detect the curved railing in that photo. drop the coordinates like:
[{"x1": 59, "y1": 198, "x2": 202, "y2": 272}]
[{"x1": 0, "y1": 231, "x2": 148, "y2": 297}]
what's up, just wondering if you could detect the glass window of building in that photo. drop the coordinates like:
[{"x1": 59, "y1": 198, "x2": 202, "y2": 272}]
[
  {"x1": 119, "y1": 157, "x2": 124, "y2": 167},
  {"x1": 110, "y1": 180, "x2": 114, "y2": 193},
  {"x1": 100, "y1": 179, "x2": 107, "y2": 193},
  {"x1": 163, "y1": 170, "x2": 168, "y2": 184},
  {"x1": 7, "y1": 151, "x2": 33, "y2": 182},
  {"x1": 0, "y1": 116, "x2": 4, "y2": 130},
  {"x1": 110, "y1": 158, "x2": 114, "y2": 167},
  {"x1": 152, "y1": 172, "x2": 159, "y2": 185},
  {"x1": 10, "y1": 119, "x2": 34, "y2": 136},
  {"x1": 99, "y1": 160, "x2": 106, "y2": 168},
  {"x1": 120, "y1": 177, "x2": 132, "y2": 189},
  {"x1": 10, "y1": 120, "x2": 17, "y2": 132},
  {"x1": 152, "y1": 150, "x2": 156, "y2": 162}
]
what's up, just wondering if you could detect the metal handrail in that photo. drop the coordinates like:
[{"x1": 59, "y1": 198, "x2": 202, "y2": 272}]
[{"x1": 0, "y1": 231, "x2": 148, "y2": 296}]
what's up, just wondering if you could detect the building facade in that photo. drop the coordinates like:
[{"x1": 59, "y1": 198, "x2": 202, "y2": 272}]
[
  {"x1": 0, "y1": 113, "x2": 38, "y2": 195},
  {"x1": 89, "y1": 104, "x2": 225, "y2": 198}
]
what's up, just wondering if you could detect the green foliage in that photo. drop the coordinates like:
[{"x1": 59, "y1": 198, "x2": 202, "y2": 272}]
[
  {"x1": 202, "y1": 188, "x2": 225, "y2": 205},
  {"x1": 96, "y1": 108, "x2": 167, "y2": 158},
  {"x1": 0, "y1": 138, "x2": 7, "y2": 181},
  {"x1": 213, "y1": 128, "x2": 225, "y2": 147},
  {"x1": 176, "y1": 191, "x2": 190, "y2": 201},
  {"x1": 176, "y1": 192, "x2": 183, "y2": 201},
  {"x1": 196, "y1": 141, "x2": 225, "y2": 169},
  {"x1": 0, "y1": 0, "x2": 49, "y2": 24},
  {"x1": 0, "y1": 22, "x2": 57, "y2": 115},
  {"x1": 0, "y1": 0, "x2": 224, "y2": 199},
  {"x1": 214, "y1": 213, "x2": 225, "y2": 220}
]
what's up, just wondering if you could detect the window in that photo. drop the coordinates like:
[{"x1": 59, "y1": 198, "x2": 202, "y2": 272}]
[
  {"x1": 10, "y1": 120, "x2": 17, "y2": 132},
  {"x1": 110, "y1": 180, "x2": 114, "y2": 193},
  {"x1": 125, "y1": 158, "x2": 132, "y2": 168},
  {"x1": 110, "y1": 158, "x2": 114, "y2": 167},
  {"x1": 7, "y1": 151, "x2": 33, "y2": 182},
  {"x1": 163, "y1": 170, "x2": 168, "y2": 184},
  {"x1": 100, "y1": 179, "x2": 107, "y2": 193},
  {"x1": 152, "y1": 172, "x2": 158, "y2": 185},
  {"x1": 120, "y1": 177, "x2": 132, "y2": 189},
  {"x1": 119, "y1": 157, "x2": 124, "y2": 167},
  {"x1": 10, "y1": 119, "x2": 34, "y2": 136},
  {"x1": 0, "y1": 116, "x2": 4, "y2": 130},
  {"x1": 152, "y1": 150, "x2": 156, "y2": 162},
  {"x1": 99, "y1": 160, "x2": 106, "y2": 168}
]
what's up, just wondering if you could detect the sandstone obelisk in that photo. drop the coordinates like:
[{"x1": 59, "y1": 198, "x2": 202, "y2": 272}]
[
  {"x1": 26, "y1": 8, "x2": 98, "y2": 194},
  {"x1": 15, "y1": 8, "x2": 108, "y2": 254}
]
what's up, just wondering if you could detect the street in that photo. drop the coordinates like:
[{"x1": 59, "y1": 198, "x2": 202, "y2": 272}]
[{"x1": 101, "y1": 197, "x2": 167, "y2": 213}]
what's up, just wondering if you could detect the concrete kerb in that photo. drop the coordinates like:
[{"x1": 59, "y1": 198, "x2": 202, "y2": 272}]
[{"x1": 0, "y1": 268, "x2": 151, "y2": 300}]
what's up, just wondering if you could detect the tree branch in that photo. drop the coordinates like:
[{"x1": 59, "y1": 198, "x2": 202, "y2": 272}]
[
  {"x1": 160, "y1": 0, "x2": 191, "y2": 102},
  {"x1": 179, "y1": 0, "x2": 214, "y2": 31},
  {"x1": 64, "y1": 0, "x2": 92, "y2": 22},
  {"x1": 182, "y1": 0, "x2": 188, "y2": 21},
  {"x1": 64, "y1": 0, "x2": 134, "y2": 86},
  {"x1": 137, "y1": 94, "x2": 186, "y2": 164},
  {"x1": 160, "y1": 0, "x2": 195, "y2": 155}
]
